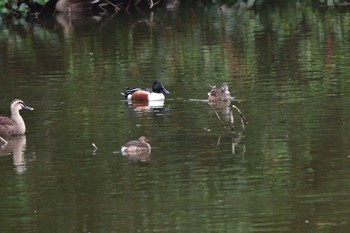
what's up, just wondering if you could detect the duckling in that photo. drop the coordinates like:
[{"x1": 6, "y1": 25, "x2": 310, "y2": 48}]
[
  {"x1": 0, "y1": 99, "x2": 34, "y2": 138},
  {"x1": 208, "y1": 83, "x2": 232, "y2": 102},
  {"x1": 121, "y1": 136, "x2": 151, "y2": 155}
]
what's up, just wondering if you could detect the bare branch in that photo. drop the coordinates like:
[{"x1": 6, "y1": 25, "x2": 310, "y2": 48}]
[
  {"x1": 0, "y1": 136, "x2": 8, "y2": 145},
  {"x1": 231, "y1": 104, "x2": 248, "y2": 129}
]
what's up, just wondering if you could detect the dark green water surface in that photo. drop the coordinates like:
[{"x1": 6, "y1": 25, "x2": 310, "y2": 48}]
[{"x1": 1, "y1": 2, "x2": 350, "y2": 232}]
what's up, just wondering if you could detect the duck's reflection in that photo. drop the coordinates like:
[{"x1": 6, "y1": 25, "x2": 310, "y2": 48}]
[
  {"x1": 165, "y1": 0, "x2": 180, "y2": 10},
  {"x1": 55, "y1": 12, "x2": 102, "y2": 34},
  {"x1": 122, "y1": 152, "x2": 150, "y2": 162},
  {"x1": 127, "y1": 100, "x2": 167, "y2": 113},
  {"x1": 0, "y1": 135, "x2": 27, "y2": 173}
]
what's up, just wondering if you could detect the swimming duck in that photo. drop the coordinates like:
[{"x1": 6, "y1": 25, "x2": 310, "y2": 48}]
[
  {"x1": 0, "y1": 99, "x2": 34, "y2": 138},
  {"x1": 122, "y1": 80, "x2": 170, "y2": 102},
  {"x1": 208, "y1": 83, "x2": 232, "y2": 102},
  {"x1": 121, "y1": 136, "x2": 151, "y2": 155}
]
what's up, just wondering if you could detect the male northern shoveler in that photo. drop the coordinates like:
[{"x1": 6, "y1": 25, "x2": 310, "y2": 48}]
[
  {"x1": 121, "y1": 136, "x2": 151, "y2": 155},
  {"x1": 208, "y1": 83, "x2": 232, "y2": 102},
  {"x1": 122, "y1": 80, "x2": 170, "y2": 102},
  {"x1": 0, "y1": 99, "x2": 34, "y2": 138}
]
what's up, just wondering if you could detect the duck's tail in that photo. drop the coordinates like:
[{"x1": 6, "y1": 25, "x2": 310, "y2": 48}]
[{"x1": 121, "y1": 88, "x2": 142, "y2": 99}]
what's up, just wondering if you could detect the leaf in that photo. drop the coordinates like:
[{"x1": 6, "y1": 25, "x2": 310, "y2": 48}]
[
  {"x1": 35, "y1": 0, "x2": 49, "y2": 6},
  {"x1": 0, "y1": 8, "x2": 9, "y2": 14},
  {"x1": 18, "y1": 3, "x2": 28, "y2": 13}
]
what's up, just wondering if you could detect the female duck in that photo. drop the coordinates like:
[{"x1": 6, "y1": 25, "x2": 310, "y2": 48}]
[
  {"x1": 121, "y1": 136, "x2": 151, "y2": 155},
  {"x1": 122, "y1": 80, "x2": 170, "y2": 102},
  {"x1": 208, "y1": 83, "x2": 232, "y2": 102},
  {"x1": 0, "y1": 99, "x2": 34, "y2": 138}
]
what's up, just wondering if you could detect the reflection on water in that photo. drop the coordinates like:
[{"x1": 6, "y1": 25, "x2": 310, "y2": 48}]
[
  {"x1": 208, "y1": 99, "x2": 247, "y2": 157},
  {"x1": 1, "y1": 2, "x2": 350, "y2": 233},
  {"x1": 55, "y1": 12, "x2": 102, "y2": 34},
  {"x1": 0, "y1": 135, "x2": 27, "y2": 173},
  {"x1": 216, "y1": 132, "x2": 245, "y2": 156},
  {"x1": 127, "y1": 99, "x2": 166, "y2": 112},
  {"x1": 209, "y1": 101, "x2": 234, "y2": 128},
  {"x1": 122, "y1": 151, "x2": 150, "y2": 162}
]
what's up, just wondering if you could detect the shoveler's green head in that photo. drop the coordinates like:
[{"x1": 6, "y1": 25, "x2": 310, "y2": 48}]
[{"x1": 152, "y1": 80, "x2": 170, "y2": 94}]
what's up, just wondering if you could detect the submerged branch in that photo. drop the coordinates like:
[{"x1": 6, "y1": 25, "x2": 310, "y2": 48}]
[
  {"x1": 231, "y1": 104, "x2": 248, "y2": 129},
  {"x1": 210, "y1": 102, "x2": 248, "y2": 132},
  {"x1": 211, "y1": 105, "x2": 227, "y2": 128}
]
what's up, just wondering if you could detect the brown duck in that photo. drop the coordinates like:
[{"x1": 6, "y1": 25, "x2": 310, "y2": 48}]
[
  {"x1": 0, "y1": 99, "x2": 34, "y2": 138},
  {"x1": 121, "y1": 136, "x2": 151, "y2": 155},
  {"x1": 208, "y1": 83, "x2": 232, "y2": 102}
]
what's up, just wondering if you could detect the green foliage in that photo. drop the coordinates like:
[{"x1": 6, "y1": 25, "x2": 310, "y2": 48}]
[
  {"x1": 0, "y1": 0, "x2": 49, "y2": 19},
  {"x1": 0, "y1": 0, "x2": 27, "y2": 18},
  {"x1": 34, "y1": 0, "x2": 50, "y2": 5}
]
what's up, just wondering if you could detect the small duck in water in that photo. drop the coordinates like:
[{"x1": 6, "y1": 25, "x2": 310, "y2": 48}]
[
  {"x1": 122, "y1": 80, "x2": 170, "y2": 102},
  {"x1": 0, "y1": 99, "x2": 34, "y2": 138},
  {"x1": 208, "y1": 83, "x2": 232, "y2": 102},
  {"x1": 121, "y1": 136, "x2": 151, "y2": 155}
]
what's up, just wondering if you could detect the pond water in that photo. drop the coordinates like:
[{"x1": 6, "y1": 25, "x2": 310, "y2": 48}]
[{"x1": 1, "y1": 1, "x2": 350, "y2": 232}]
